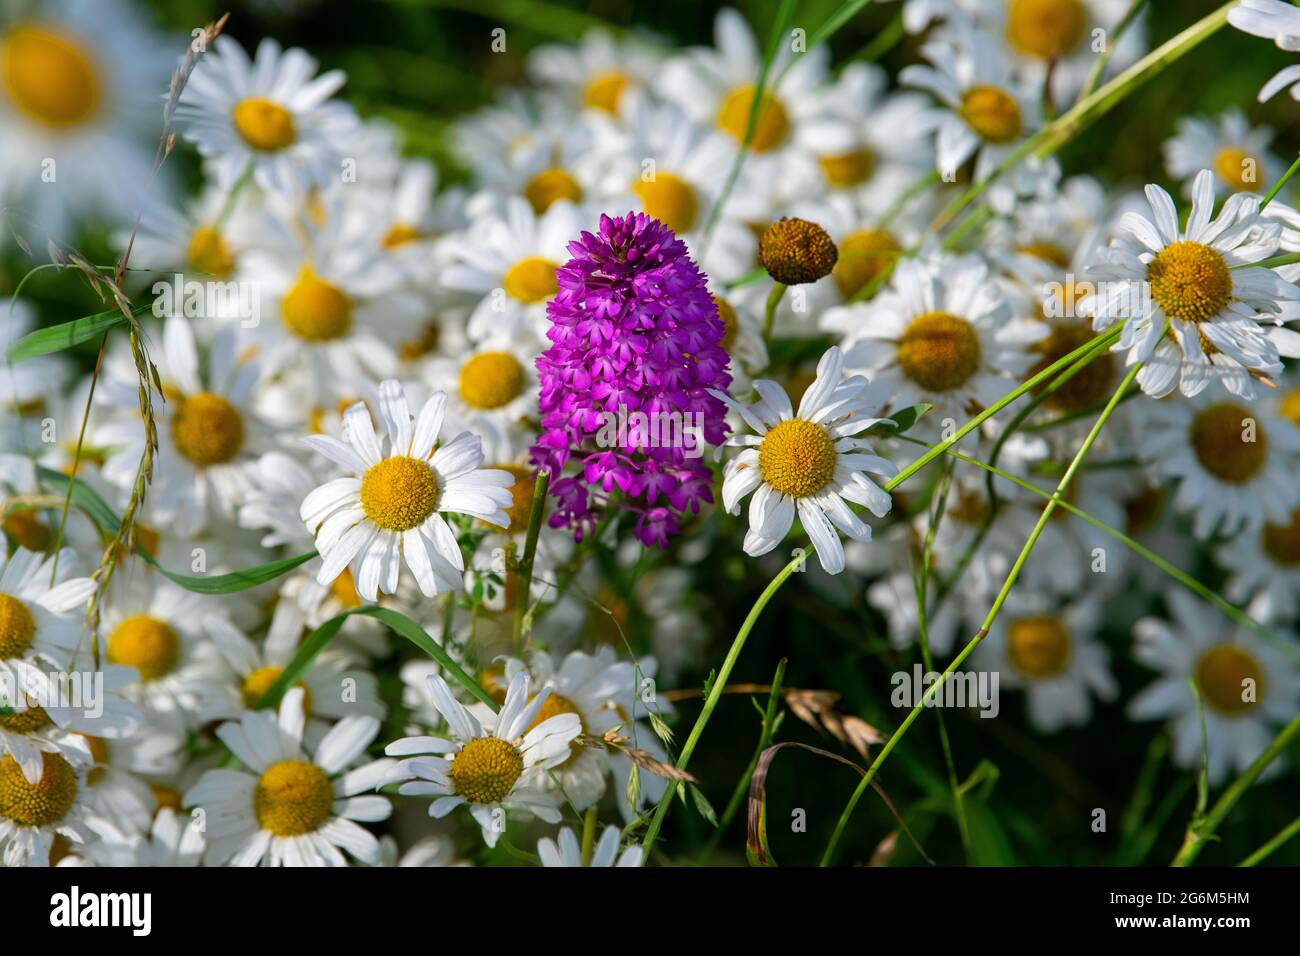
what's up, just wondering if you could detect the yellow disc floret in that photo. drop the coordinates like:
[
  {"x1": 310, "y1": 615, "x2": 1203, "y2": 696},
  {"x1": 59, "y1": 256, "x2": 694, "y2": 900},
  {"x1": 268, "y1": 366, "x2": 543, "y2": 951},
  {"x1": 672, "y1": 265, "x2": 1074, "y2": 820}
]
[
  {"x1": 1214, "y1": 147, "x2": 1259, "y2": 192},
  {"x1": 382, "y1": 223, "x2": 422, "y2": 248},
  {"x1": 583, "y1": 70, "x2": 631, "y2": 114},
  {"x1": 1007, "y1": 615, "x2": 1071, "y2": 678},
  {"x1": 896, "y1": 311, "x2": 982, "y2": 392},
  {"x1": 448, "y1": 736, "x2": 524, "y2": 804},
  {"x1": 759, "y1": 217, "x2": 839, "y2": 286},
  {"x1": 526, "y1": 692, "x2": 585, "y2": 764},
  {"x1": 833, "y1": 229, "x2": 901, "y2": 300},
  {"x1": 1147, "y1": 241, "x2": 1232, "y2": 324},
  {"x1": 758, "y1": 419, "x2": 837, "y2": 499},
  {"x1": 494, "y1": 464, "x2": 536, "y2": 534},
  {"x1": 254, "y1": 759, "x2": 334, "y2": 836},
  {"x1": 716, "y1": 84, "x2": 790, "y2": 152},
  {"x1": 1262, "y1": 509, "x2": 1300, "y2": 566},
  {"x1": 231, "y1": 96, "x2": 296, "y2": 151},
  {"x1": 107, "y1": 615, "x2": 180, "y2": 682},
  {"x1": 0, "y1": 752, "x2": 78, "y2": 827},
  {"x1": 171, "y1": 392, "x2": 245, "y2": 466},
  {"x1": 1189, "y1": 403, "x2": 1267, "y2": 484},
  {"x1": 1195, "y1": 644, "x2": 1264, "y2": 715},
  {"x1": 524, "y1": 167, "x2": 583, "y2": 214},
  {"x1": 1006, "y1": 0, "x2": 1087, "y2": 59},
  {"x1": 187, "y1": 225, "x2": 235, "y2": 278},
  {"x1": 281, "y1": 265, "x2": 353, "y2": 342},
  {"x1": 360, "y1": 456, "x2": 440, "y2": 532},
  {"x1": 1, "y1": 25, "x2": 100, "y2": 129},
  {"x1": 503, "y1": 257, "x2": 559, "y2": 304},
  {"x1": 960, "y1": 85, "x2": 1022, "y2": 144},
  {"x1": 0, "y1": 703, "x2": 51, "y2": 733},
  {"x1": 818, "y1": 147, "x2": 876, "y2": 188},
  {"x1": 459, "y1": 351, "x2": 526, "y2": 410},
  {"x1": 632, "y1": 172, "x2": 699, "y2": 235},
  {"x1": 0, "y1": 593, "x2": 37, "y2": 659},
  {"x1": 241, "y1": 666, "x2": 314, "y2": 712}
]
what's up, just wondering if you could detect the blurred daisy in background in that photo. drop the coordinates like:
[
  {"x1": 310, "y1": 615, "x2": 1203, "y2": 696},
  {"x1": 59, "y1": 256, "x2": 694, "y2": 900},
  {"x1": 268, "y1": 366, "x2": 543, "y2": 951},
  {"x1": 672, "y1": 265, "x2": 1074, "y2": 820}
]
[
  {"x1": 538, "y1": 825, "x2": 642, "y2": 867},
  {"x1": 1165, "y1": 108, "x2": 1282, "y2": 199}
]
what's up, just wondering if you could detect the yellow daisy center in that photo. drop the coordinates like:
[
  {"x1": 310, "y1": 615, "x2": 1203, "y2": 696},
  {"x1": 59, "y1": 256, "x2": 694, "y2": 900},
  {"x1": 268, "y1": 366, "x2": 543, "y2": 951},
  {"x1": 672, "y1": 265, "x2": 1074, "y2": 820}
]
[
  {"x1": 0, "y1": 593, "x2": 37, "y2": 658},
  {"x1": 0, "y1": 752, "x2": 78, "y2": 827},
  {"x1": 1189, "y1": 402, "x2": 1267, "y2": 484},
  {"x1": 716, "y1": 84, "x2": 790, "y2": 152},
  {"x1": 1214, "y1": 146, "x2": 1259, "y2": 192},
  {"x1": 492, "y1": 464, "x2": 535, "y2": 534},
  {"x1": 151, "y1": 784, "x2": 183, "y2": 814},
  {"x1": 1195, "y1": 644, "x2": 1264, "y2": 715},
  {"x1": 833, "y1": 228, "x2": 901, "y2": 300},
  {"x1": 382, "y1": 222, "x2": 423, "y2": 248},
  {"x1": 818, "y1": 147, "x2": 877, "y2": 188},
  {"x1": 1262, "y1": 509, "x2": 1300, "y2": 566},
  {"x1": 1018, "y1": 240, "x2": 1072, "y2": 269},
  {"x1": 330, "y1": 567, "x2": 364, "y2": 608},
  {"x1": 1007, "y1": 615, "x2": 1071, "y2": 678},
  {"x1": 503, "y1": 257, "x2": 559, "y2": 304},
  {"x1": 1278, "y1": 388, "x2": 1300, "y2": 428},
  {"x1": 448, "y1": 736, "x2": 524, "y2": 804},
  {"x1": 1147, "y1": 241, "x2": 1232, "y2": 323},
  {"x1": 714, "y1": 295, "x2": 740, "y2": 352},
  {"x1": 0, "y1": 703, "x2": 51, "y2": 733},
  {"x1": 241, "y1": 666, "x2": 315, "y2": 712},
  {"x1": 524, "y1": 167, "x2": 583, "y2": 214},
  {"x1": 231, "y1": 96, "x2": 296, "y2": 152},
  {"x1": 582, "y1": 70, "x2": 631, "y2": 113},
  {"x1": 3, "y1": 510, "x2": 53, "y2": 552},
  {"x1": 360, "y1": 456, "x2": 440, "y2": 532},
  {"x1": 897, "y1": 311, "x2": 982, "y2": 392},
  {"x1": 84, "y1": 735, "x2": 109, "y2": 786},
  {"x1": 1006, "y1": 0, "x2": 1087, "y2": 59},
  {"x1": 459, "y1": 350, "x2": 526, "y2": 410},
  {"x1": 1, "y1": 25, "x2": 100, "y2": 129},
  {"x1": 170, "y1": 391, "x2": 245, "y2": 466},
  {"x1": 632, "y1": 172, "x2": 699, "y2": 234},
  {"x1": 526, "y1": 692, "x2": 585, "y2": 764},
  {"x1": 107, "y1": 615, "x2": 180, "y2": 682},
  {"x1": 281, "y1": 265, "x2": 353, "y2": 342},
  {"x1": 254, "y1": 759, "x2": 334, "y2": 836},
  {"x1": 960, "y1": 85, "x2": 1022, "y2": 144},
  {"x1": 399, "y1": 322, "x2": 441, "y2": 362},
  {"x1": 1028, "y1": 322, "x2": 1114, "y2": 413},
  {"x1": 186, "y1": 225, "x2": 235, "y2": 279},
  {"x1": 758, "y1": 419, "x2": 837, "y2": 499}
]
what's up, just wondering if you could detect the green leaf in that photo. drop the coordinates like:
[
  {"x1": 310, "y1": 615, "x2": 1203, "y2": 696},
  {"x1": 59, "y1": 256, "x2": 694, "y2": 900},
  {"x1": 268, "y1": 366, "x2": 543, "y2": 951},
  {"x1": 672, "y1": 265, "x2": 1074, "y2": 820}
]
[
  {"x1": 689, "y1": 783, "x2": 718, "y2": 828},
  {"x1": 258, "y1": 605, "x2": 497, "y2": 713},
  {"x1": 877, "y1": 403, "x2": 932, "y2": 437},
  {"x1": 965, "y1": 799, "x2": 1018, "y2": 866},
  {"x1": 35, "y1": 466, "x2": 314, "y2": 594},
  {"x1": 6, "y1": 305, "x2": 146, "y2": 361}
]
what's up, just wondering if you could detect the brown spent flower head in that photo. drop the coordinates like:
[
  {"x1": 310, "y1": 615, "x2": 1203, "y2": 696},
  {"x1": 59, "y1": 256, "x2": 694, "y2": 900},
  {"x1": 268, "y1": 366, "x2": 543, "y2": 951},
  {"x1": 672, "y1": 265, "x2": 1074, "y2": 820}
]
[{"x1": 759, "y1": 217, "x2": 838, "y2": 286}]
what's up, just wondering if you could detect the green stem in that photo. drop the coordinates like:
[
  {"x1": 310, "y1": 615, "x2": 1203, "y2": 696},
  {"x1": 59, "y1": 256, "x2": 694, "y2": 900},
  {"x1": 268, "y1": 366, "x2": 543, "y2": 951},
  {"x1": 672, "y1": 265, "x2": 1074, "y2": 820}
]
[
  {"x1": 579, "y1": 806, "x2": 598, "y2": 866},
  {"x1": 761, "y1": 283, "x2": 787, "y2": 342},
  {"x1": 1173, "y1": 710, "x2": 1300, "y2": 866},
  {"x1": 819, "y1": 357, "x2": 1144, "y2": 866},
  {"x1": 1075, "y1": 0, "x2": 1148, "y2": 103},
  {"x1": 511, "y1": 470, "x2": 550, "y2": 649},
  {"x1": 1261, "y1": 153, "x2": 1300, "y2": 209},
  {"x1": 1238, "y1": 814, "x2": 1300, "y2": 867}
]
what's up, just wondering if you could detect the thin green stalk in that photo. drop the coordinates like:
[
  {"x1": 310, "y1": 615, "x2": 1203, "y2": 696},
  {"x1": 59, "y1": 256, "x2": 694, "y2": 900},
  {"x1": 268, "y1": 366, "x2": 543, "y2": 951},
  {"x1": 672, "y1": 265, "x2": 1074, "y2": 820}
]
[
  {"x1": 820, "y1": 358, "x2": 1144, "y2": 866},
  {"x1": 841, "y1": 8, "x2": 906, "y2": 69},
  {"x1": 1173, "y1": 710, "x2": 1300, "y2": 866},
  {"x1": 1238, "y1": 814, "x2": 1300, "y2": 867},
  {"x1": 1261, "y1": 153, "x2": 1300, "y2": 209},
  {"x1": 761, "y1": 283, "x2": 787, "y2": 341},
  {"x1": 511, "y1": 470, "x2": 550, "y2": 648},
  {"x1": 877, "y1": 169, "x2": 941, "y2": 229},
  {"x1": 1076, "y1": 0, "x2": 1148, "y2": 103},
  {"x1": 579, "y1": 807, "x2": 598, "y2": 866}
]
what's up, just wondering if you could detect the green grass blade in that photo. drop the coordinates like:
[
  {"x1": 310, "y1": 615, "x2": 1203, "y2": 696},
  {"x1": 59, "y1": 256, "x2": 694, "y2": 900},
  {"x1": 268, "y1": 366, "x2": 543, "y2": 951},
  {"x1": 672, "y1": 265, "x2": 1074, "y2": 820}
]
[{"x1": 6, "y1": 306, "x2": 147, "y2": 361}]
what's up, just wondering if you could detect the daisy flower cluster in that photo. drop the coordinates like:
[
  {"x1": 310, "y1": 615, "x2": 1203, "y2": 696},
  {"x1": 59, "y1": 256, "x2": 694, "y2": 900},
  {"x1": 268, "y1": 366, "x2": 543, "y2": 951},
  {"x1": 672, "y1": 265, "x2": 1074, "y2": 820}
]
[{"x1": 2, "y1": 0, "x2": 1300, "y2": 871}]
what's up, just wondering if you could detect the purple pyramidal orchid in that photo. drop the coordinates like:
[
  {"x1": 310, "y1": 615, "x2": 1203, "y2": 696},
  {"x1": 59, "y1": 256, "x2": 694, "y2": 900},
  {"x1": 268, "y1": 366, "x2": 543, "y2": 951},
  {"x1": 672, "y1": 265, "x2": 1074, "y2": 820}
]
[{"x1": 530, "y1": 212, "x2": 731, "y2": 547}]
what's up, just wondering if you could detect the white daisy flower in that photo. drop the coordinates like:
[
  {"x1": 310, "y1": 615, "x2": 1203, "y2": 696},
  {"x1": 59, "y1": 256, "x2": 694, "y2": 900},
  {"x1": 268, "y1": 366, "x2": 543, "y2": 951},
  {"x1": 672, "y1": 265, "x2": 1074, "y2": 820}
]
[
  {"x1": 423, "y1": 336, "x2": 540, "y2": 464},
  {"x1": 0, "y1": 545, "x2": 95, "y2": 732},
  {"x1": 175, "y1": 36, "x2": 358, "y2": 195},
  {"x1": 184, "y1": 688, "x2": 393, "y2": 866},
  {"x1": 0, "y1": 746, "x2": 95, "y2": 866},
  {"x1": 1135, "y1": 369, "x2": 1300, "y2": 538},
  {"x1": 1129, "y1": 589, "x2": 1300, "y2": 785},
  {"x1": 1165, "y1": 109, "x2": 1282, "y2": 200},
  {"x1": 96, "y1": 316, "x2": 266, "y2": 536},
  {"x1": 538, "y1": 825, "x2": 642, "y2": 867},
  {"x1": 831, "y1": 254, "x2": 1047, "y2": 433},
  {"x1": 1218, "y1": 504, "x2": 1300, "y2": 625},
  {"x1": 900, "y1": 31, "x2": 1040, "y2": 182},
  {"x1": 710, "y1": 346, "x2": 898, "y2": 574},
  {"x1": 1, "y1": 299, "x2": 71, "y2": 411},
  {"x1": 384, "y1": 672, "x2": 582, "y2": 848},
  {"x1": 972, "y1": 591, "x2": 1118, "y2": 733},
  {"x1": 1082, "y1": 169, "x2": 1300, "y2": 399},
  {"x1": 1228, "y1": 0, "x2": 1300, "y2": 102},
  {"x1": 442, "y1": 195, "x2": 579, "y2": 342},
  {"x1": 0, "y1": 0, "x2": 174, "y2": 242},
  {"x1": 526, "y1": 28, "x2": 664, "y2": 117},
  {"x1": 78, "y1": 806, "x2": 206, "y2": 867},
  {"x1": 299, "y1": 379, "x2": 514, "y2": 602}
]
